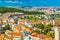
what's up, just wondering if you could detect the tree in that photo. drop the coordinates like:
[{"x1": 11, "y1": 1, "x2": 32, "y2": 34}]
[
  {"x1": 46, "y1": 32, "x2": 54, "y2": 38},
  {"x1": 5, "y1": 24, "x2": 10, "y2": 30},
  {"x1": 44, "y1": 23, "x2": 53, "y2": 31},
  {"x1": 37, "y1": 23, "x2": 44, "y2": 30},
  {"x1": 32, "y1": 23, "x2": 44, "y2": 34},
  {"x1": 46, "y1": 23, "x2": 53, "y2": 27},
  {"x1": 44, "y1": 23, "x2": 54, "y2": 34},
  {"x1": 32, "y1": 23, "x2": 44, "y2": 30}
]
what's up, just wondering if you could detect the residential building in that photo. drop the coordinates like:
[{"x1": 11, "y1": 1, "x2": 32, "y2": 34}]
[
  {"x1": 54, "y1": 27, "x2": 60, "y2": 40},
  {"x1": 12, "y1": 32, "x2": 22, "y2": 40}
]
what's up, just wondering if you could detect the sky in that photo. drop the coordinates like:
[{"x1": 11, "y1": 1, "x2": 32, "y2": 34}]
[{"x1": 0, "y1": 0, "x2": 60, "y2": 6}]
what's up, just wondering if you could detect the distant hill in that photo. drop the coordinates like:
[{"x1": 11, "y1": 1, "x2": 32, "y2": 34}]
[
  {"x1": 0, "y1": 7, "x2": 22, "y2": 13},
  {"x1": 0, "y1": 7, "x2": 44, "y2": 15}
]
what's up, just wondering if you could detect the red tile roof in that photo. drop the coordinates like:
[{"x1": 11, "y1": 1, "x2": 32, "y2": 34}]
[{"x1": 21, "y1": 24, "x2": 32, "y2": 32}]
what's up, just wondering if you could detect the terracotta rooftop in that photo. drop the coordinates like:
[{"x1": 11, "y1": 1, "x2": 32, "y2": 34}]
[{"x1": 21, "y1": 24, "x2": 32, "y2": 32}]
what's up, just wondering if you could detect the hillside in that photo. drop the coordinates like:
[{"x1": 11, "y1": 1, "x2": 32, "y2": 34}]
[{"x1": 0, "y1": 7, "x2": 44, "y2": 15}]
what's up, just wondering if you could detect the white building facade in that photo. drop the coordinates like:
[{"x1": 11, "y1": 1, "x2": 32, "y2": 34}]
[{"x1": 54, "y1": 27, "x2": 60, "y2": 40}]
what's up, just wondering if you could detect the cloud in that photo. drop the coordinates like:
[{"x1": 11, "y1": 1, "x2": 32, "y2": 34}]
[
  {"x1": 20, "y1": 2, "x2": 23, "y2": 4},
  {"x1": 5, "y1": 1, "x2": 12, "y2": 3},
  {"x1": 0, "y1": 1, "x2": 2, "y2": 3},
  {"x1": 24, "y1": 2, "x2": 26, "y2": 4},
  {"x1": 30, "y1": 1, "x2": 33, "y2": 2},
  {"x1": 5, "y1": 1, "x2": 19, "y2": 3},
  {"x1": 12, "y1": 1, "x2": 19, "y2": 3},
  {"x1": 20, "y1": 2, "x2": 25, "y2": 4}
]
